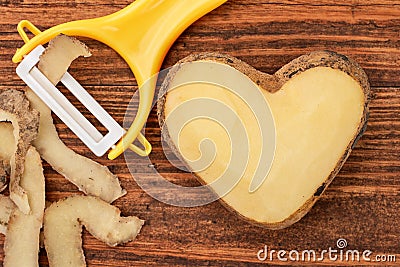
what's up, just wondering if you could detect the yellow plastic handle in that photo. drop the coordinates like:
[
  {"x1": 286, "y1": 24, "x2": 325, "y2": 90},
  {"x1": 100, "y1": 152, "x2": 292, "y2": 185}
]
[
  {"x1": 16, "y1": 19, "x2": 153, "y2": 157},
  {"x1": 13, "y1": 0, "x2": 227, "y2": 159}
]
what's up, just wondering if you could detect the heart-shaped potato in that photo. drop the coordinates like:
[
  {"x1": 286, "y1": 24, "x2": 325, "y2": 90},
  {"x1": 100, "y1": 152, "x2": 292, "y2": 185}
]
[{"x1": 157, "y1": 51, "x2": 370, "y2": 229}]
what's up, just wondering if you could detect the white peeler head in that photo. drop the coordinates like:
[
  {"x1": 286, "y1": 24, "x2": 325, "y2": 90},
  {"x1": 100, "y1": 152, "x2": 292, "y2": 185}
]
[{"x1": 16, "y1": 45, "x2": 125, "y2": 157}]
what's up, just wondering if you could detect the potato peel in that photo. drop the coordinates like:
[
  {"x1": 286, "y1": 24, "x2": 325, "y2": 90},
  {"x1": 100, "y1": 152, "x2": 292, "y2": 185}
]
[
  {"x1": 0, "y1": 161, "x2": 9, "y2": 192},
  {"x1": 0, "y1": 124, "x2": 18, "y2": 233},
  {"x1": 0, "y1": 122, "x2": 15, "y2": 192},
  {"x1": 0, "y1": 90, "x2": 39, "y2": 214},
  {"x1": 0, "y1": 116, "x2": 45, "y2": 267},
  {"x1": 0, "y1": 122, "x2": 15, "y2": 160},
  {"x1": 3, "y1": 147, "x2": 45, "y2": 267},
  {"x1": 0, "y1": 196, "x2": 15, "y2": 235},
  {"x1": 44, "y1": 195, "x2": 144, "y2": 267},
  {"x1": 25, "y1": 35, "x2": 126, "y2": 202},
  {"x1": 38, "y1": 34, "x2": 91, "y2": 84}
]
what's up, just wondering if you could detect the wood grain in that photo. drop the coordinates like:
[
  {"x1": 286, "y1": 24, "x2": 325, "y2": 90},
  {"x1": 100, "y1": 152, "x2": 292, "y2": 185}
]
[{"x1": 1, "y1": 0, "x2": 400, "y2": 266}]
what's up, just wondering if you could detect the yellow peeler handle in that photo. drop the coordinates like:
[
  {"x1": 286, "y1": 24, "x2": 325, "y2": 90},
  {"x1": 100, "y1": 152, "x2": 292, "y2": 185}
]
[{"x1": 13, "y1": 0, "x2": 227, "y2": 159}]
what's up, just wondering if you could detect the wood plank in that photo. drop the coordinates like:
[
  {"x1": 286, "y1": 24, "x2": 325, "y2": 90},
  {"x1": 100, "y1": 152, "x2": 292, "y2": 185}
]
[
  {"x1": 0, "y1": 0, "x2": 400, "y2": 266},
  {"x1": 1, "y1": 0, "x2": 400, "y2": 87}
]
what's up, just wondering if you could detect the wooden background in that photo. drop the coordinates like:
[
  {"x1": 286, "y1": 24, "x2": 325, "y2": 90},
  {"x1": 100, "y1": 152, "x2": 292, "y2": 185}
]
[{"x1": 1, "y1": 0, "x2": 400, "y2": 266}]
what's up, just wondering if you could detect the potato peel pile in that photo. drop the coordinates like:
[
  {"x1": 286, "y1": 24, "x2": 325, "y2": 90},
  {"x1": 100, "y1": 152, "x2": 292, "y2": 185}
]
[{"x1": 0, "y1": 35, "x2": 144, "y2": 266}]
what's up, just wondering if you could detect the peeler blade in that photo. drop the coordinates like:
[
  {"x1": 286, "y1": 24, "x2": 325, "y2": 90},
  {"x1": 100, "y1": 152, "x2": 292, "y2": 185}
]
[{"x1": 16, "y1": 45, "x2": 125, "y2": 157}]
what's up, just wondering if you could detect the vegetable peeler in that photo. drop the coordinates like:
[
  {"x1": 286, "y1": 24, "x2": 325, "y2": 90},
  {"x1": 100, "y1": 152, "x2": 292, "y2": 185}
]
[{"x1": 13, "y1": 0, "x2": 227, "y2": 159}]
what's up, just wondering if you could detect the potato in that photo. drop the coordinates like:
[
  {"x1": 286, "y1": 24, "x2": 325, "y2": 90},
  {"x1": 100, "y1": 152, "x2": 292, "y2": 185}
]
[
  {"x1": 25, "y1": 35, "x2": 126, "y2": 203},
  {"x1": 157, "y1": 51, "x2": 370, "y2": 229},
  {"x1": 44, "y1": 195, "x2": 144, "y2": 267}
]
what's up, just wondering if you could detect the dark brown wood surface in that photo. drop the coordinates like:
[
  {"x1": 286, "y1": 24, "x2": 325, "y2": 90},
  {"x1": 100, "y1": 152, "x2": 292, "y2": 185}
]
[{"x1": 1, "y1": 0, "x2": 400, "y2": 266}]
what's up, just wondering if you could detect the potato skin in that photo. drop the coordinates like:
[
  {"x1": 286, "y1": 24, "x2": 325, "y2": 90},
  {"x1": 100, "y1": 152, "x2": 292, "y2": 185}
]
[
  {"x1": 157, "y1": 51, "x2": 370, "y2": 229},
  {"x1": 0, "y1": 90, "x2": 40, "y2": 214}
]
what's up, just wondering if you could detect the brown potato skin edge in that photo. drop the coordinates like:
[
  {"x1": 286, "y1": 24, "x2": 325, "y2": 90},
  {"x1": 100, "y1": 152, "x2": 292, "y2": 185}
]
[{"x1": 157, "y1": 51, "x2": 371, "y2": 230}]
